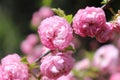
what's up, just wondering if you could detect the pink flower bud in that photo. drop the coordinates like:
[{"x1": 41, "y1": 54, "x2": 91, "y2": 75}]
[
  {"x1": 38, "y1": 16, "x2": 73, "y2": 50},
  {"x1": 0, "y1": 54, "x2": 29, "y2": 80},
  {"x1": 40, "y1": 52, "x2": 74, "y2": 79},
  {"x1": 93, "y1": 44, "x2": 119, "y2": 73},
  {"x1": 72, "y1": 7, "x2": 106, "y2": 37},
  {"x1": 96, "y1": 22, "x2": 114, "y2": 43}
]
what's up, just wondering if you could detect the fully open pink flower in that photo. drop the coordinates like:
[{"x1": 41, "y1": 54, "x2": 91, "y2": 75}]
[
  {"x1": 40, "y1": 52, "x2": 74, "y2": 79},
  {"x1": 0, "y1": 54, "x2": 29, "y2": 80},
  {"x1": 38, "y1": 16, "x2": 73, "y2": 50},
  {"x1": 1, "y1": 53, "x2": 21, "y2": 64},
  {"x1": 72, "y1": 7, "x2": 106, "y2": 37},
  {"x1": 93, "y1": 44, "x2": 119, "y2": 73}
]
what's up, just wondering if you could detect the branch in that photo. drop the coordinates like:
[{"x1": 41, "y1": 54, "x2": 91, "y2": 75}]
[
  {"x1": 34, "y1": 50, "x2": 51, "y2": 63},
  {"x1": 101, "y1": 0, "x2": 114, "y2": 9}
]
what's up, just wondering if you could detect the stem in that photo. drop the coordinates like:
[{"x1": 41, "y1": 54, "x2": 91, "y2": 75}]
[
  {"x1": 101, "y1": 0, "x2": 114, "y2": 9},
  {"x1": 35, "y1": 50, "x2": 51, "y2": 63},
  {"x1": 29, "y1": 69, "x2": 38, "y2": 79},
  {"x1": 108, "y1": 7, "x2": 116, "y2": 15}
]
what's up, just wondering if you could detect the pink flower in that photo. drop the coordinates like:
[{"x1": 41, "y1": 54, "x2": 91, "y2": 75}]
[
  {"x1": 93, "y1": 44, "x2": 119, "y2": 73},
  {"x1": 21, "y1": 34, "x2": 38, "y2": 54},
  {"x1": 0, "y1": 54, "x2": 29, "y2": 80},
  {"x1": 1, "y1": 53, "x2": 21, "y2": 64},
  {"x1": 112, "y1": 16, "x2": 120, "y2": 32},
  {"x1": 57, "y1": 72, "x2": 76, "y2": 80},
  {"x1": 96, "y1": 22, "x2": 114, "y2": 43},
  {"x1": 38, "y1": 6, "x2": 54, "y2": 19},
  {"x1": 40, "y1": 52, "x2": 74, "y2": 79},
  {"x1": 72, "y1": 7, "x2": 106, "y2": 37},
  {"x1": 31, "y1": 6, "x2": 54, "y2": 27},
  {"x1": 109, "y1": 73, "x2": 120, "y2": 80},
  {"x1": 25, "y1": 34, "x2": 38, "y2": 45},
  {"x1": 27, "y1": 45, "x2": 50, "y2": 63},
  {"x1": 38, "y1": 16, "x2": 73, "y2": 50},
  {"x1": 74, "y1": 58, "x2": 90, "y2": 70},
  {"x1": 31, "y1": 11, "x2": 42, "y2": 27}
]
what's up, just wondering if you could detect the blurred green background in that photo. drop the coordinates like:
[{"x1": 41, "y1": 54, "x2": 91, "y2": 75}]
[{"x1": 0, "y1": 0, "x2": 120, "y2": 59}]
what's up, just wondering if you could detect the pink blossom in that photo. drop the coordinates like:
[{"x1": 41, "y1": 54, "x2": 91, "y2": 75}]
[
  {"x1": 93, "y1": 44, "x2": 119, "y2": 73},
  {"x1": 112, "y1": 16, "x2": 120, "y2": 32},
  {"x1": 74, "y1": 58, "x2": 90, "y2": 70},
  {"x1": 38, "y1": 6, "x2": 54, "y2": 19},
  {"x1": 21, "y1": 34, "x2": 38, "y2": 54},
  {"x1": 31, "y1": 6, "x2": 54, "y2": 27},
  {"x1": 72, "y1": 7, "x2": 106, "y2": 37},
  {"x1": 31, "y1": 11, "x2": 42, "y2": 27},
  {"x1": 27, "y1": 45, "x2": 50, "y2": 63},
  {"x1": 109, "y1": 73, "x2": 120, "y2": 80},
  {"x1": 40, "y1": 52, "x2": 74, "y2": 79},
  {"x1": 0, "y1": 54, "x2": 29, "y2": 80},
  {"x1": 38, "y1": 16, "x2": 73, "y2": 50},
  {"x1": 25, "y1": 34, "x2": 38, "y2": 45},
  {"x1": 1, "y1": 53, "x2": 21, "y2": 64},
  {"x1": 57, "y1": 72, "x2": 76, "y2": 80},
  {"x1": 96, "y1": 22, "x2": 114, "y2": 43},
  {"x1": 21, "y1": 41, "x2": 33, "y2": 54}
]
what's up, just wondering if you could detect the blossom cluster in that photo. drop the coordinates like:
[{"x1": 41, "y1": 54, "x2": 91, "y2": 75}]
[{"x1": 0, "y1": 5, "x2": 120, "y2": 80}]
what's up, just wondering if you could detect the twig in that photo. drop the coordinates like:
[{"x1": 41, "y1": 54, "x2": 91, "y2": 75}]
[
  {"x1": 101, "y1": 0, "x2": 114, "y2": 9},
  {"x1": 35, "y1": 50, "x2": 51, "y2": 63}
]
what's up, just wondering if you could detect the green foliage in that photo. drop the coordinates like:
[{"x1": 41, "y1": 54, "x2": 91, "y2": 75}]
[
  {"x1": 0, "y1": 10, "x2": 21, "y2": 58},
  {"x1": 41, "y1": 0, "x2": 53, "y2": 6},
  {"x1": 52, "y1": 8, "x2": 66, "y2": 17},
  {"x1": 52, "y1": 8, "x2": 73, "y2": 24},
  {"x1": 21, "y1": 56, "x2": 39, "y2": 69},
  {"x1": 21, "y1": 56, "x2": 29, "y2": 64},
  {"x1": 101, "y1": 0, "x2": 109, "y2": 4},
  {"x1": 64, "y1": 45, "x2": 76, "y2": 52},
  {"x1": 64, "y1": 14, "x2": 73, "y2": 24}
]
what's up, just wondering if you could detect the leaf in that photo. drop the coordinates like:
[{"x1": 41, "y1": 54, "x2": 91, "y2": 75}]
[
  {"x1": 64, "y1": 14, "x2": 73, "y2": 24},
  {"x1": 21, "y1": 56, "x2": 29, "y2": 64},
  {"x1": 64, "y1": 45, "x2": 76, "y2": 52},
  {"x1": 29, "y1": 62, "x2": 39, "y2": 69},
  {"x1": 52, "y1": 8, "x2": 66, "y2": 17},
  {"x1": 101, "y1": 0, "x2": 109, "y2": 4}
]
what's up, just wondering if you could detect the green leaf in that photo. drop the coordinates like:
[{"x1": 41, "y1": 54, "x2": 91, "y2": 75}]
[
  {"x1": 64, "y1": 15, "x2": 73, "y2": 24},
  {"x1": 21, "y1": 56, "x2": 29, "y2": 64},
  {"x1": 101, "y1": 0, "x2": 109, "y2": 4},
  {"x1": 64, "y1": 45, "x2": 76, "y2": 52},
  {"x1": 29, "y1": 62, "x2": 39, "y2": 69},
  {"x1": 52, "y1": 8, "x2": 66, "y2": 17}
]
